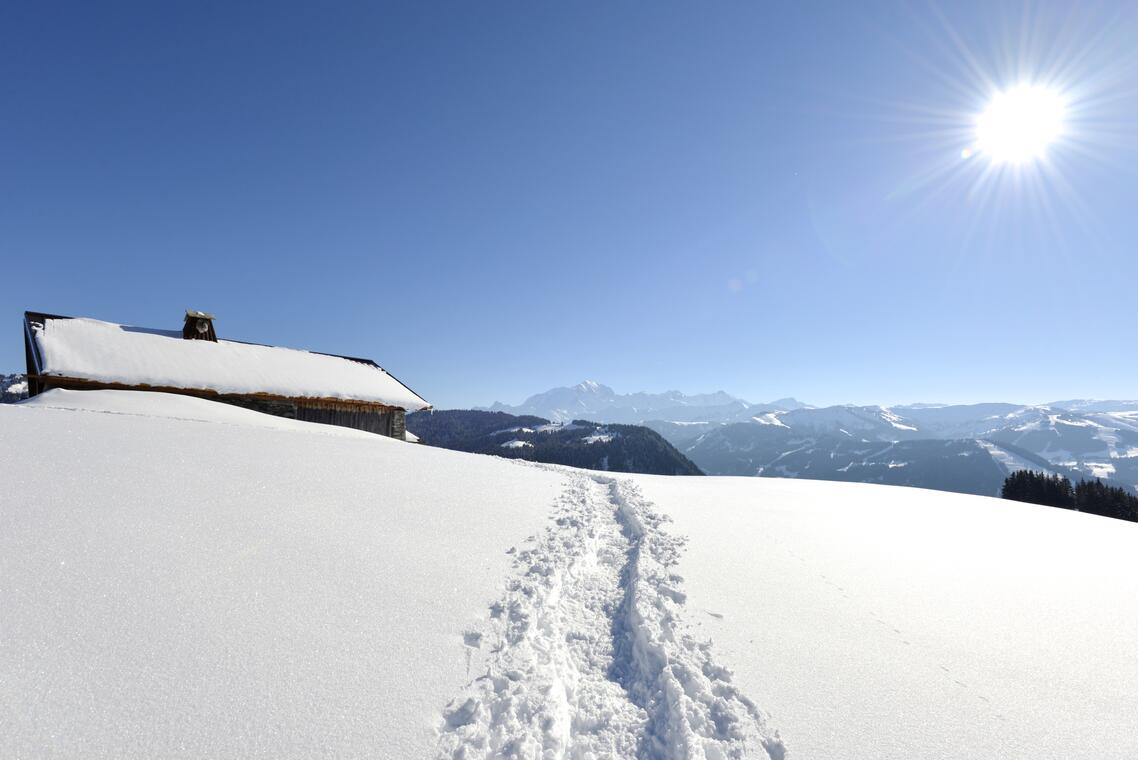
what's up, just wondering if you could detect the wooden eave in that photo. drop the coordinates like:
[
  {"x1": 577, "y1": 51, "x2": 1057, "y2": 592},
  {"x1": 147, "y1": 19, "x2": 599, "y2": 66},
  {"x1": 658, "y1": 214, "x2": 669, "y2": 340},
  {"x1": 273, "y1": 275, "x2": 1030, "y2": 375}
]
[{"x1": 28, "y1": 374, "x2": 414, "y2": 412}]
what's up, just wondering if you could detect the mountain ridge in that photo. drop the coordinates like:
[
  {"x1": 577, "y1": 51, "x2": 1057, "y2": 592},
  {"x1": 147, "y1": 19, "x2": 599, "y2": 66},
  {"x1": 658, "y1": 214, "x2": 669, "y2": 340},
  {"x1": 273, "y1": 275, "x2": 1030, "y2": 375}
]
[
  {"x1": 479, "y1": 381, "x2": 1138, "y2": 496},
  {"x1": 481, "y1": 380, "x2": 809, "y2": 424}
]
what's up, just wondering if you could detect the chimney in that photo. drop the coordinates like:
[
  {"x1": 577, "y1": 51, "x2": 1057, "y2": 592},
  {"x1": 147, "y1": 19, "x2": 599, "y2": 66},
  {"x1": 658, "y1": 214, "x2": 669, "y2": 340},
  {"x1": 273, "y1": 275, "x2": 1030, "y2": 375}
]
[{"x1": 183, "y1": 310, "x2": 217, "y2": 342}]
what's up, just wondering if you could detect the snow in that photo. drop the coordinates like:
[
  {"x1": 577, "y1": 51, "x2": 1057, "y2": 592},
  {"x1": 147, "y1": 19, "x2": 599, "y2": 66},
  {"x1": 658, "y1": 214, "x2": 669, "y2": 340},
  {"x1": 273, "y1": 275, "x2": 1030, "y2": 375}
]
[
  {"x1": 977, "y1": 439, "x2": 1055, "y2": 478},
  {"x1": 0, "y1": 392, "x2": 561, "y2": 758},
  {"x1": 6, "y1": 379, "x2": 27, "y2": 395},
  {"x1": 630, "y1": 475, "x2": 1138, "y2": 760},
  {"x1": 438, "y1": 473, "x2": 782, "y2": 758},
  {"x1": 500, "y1": 438, "x2": 534, "y2": 449},
  {"x1": 3, "y1": 390, "x2": 1137, "y2": 759},
  {"x1": 752, "y1": 412, "x2": 788, "y2": 428},
  {"x1": 581, "y1": 428, "x2": 616, "y2": 444},
  {"x1": 19, "y1": 388, "x2": 378, "y2": 436},
  {"x1": 879, "y1": 407, "x2": 919, "y2": 431},
  {"x1": 1054, "y1": 415, "x2": 1094, "y2": 427},
  {"x1": 534, "y1": 422, "x2": 582, "y2": 434},
  {"x1": 1086, "y1": 461, "x2": 1116, "y2": 478},
  {"x1": 581, "y1": 433, "x2": 615, "y2": 444},
  {"x1": 32, "y1": 316, "x2": 429, "y2": 410}
]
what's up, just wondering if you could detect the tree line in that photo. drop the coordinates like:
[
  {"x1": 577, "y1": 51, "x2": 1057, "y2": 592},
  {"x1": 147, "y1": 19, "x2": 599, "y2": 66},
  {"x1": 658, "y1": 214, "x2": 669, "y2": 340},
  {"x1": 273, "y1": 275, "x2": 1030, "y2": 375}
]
[{"x1": 1001, "y1": 470, "x2": 1138, "y2": 523}]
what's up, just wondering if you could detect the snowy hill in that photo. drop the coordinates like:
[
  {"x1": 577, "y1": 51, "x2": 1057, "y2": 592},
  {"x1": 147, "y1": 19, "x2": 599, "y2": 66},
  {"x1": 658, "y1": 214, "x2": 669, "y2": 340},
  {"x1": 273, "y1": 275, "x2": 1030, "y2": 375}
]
[{"x1": 3, "y1": 389, "x2": 1137, "y2": 758}]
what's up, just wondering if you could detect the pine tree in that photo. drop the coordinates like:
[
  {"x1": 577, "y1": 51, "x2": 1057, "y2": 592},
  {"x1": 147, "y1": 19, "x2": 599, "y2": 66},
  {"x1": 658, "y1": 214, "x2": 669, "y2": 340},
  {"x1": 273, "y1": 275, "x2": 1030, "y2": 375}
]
[{"x1": 1002, "y1": 470, "x2": 1138, "y2": 524}]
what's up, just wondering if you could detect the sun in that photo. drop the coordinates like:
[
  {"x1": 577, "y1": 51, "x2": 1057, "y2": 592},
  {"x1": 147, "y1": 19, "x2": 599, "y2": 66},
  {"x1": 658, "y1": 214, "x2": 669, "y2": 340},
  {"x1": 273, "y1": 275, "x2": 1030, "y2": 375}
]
[{"x1": 975, "y1": 84, "x2": 1066, "y2": 164}]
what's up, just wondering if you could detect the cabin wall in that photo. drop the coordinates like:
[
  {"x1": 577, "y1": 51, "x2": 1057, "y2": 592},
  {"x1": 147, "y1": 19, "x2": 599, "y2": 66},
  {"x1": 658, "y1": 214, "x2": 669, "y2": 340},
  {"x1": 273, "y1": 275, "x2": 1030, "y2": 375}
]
[
  {"x1": 294, "y1": 402, "x2": 395, "y2": 437},
  {"x1": 33, "y1": 378, "x2": 407, "y2": 439},
  {"x1": 24, "y1": 332, "x2": 42, "y2": 397},
  {"x1": 216, "y1": 396, "x2": 400, "y2": 438},
  {"x1": 214, "y1": 395, "x2": 299, "y2": 420}
]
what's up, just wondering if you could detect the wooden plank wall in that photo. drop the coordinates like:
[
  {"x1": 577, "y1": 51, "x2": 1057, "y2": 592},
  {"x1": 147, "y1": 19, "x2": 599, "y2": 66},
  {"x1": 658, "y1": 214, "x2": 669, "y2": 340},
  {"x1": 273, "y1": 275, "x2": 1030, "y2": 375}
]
[{"x1": 295, "y1": 403, "x2": 394, "y2": 436}]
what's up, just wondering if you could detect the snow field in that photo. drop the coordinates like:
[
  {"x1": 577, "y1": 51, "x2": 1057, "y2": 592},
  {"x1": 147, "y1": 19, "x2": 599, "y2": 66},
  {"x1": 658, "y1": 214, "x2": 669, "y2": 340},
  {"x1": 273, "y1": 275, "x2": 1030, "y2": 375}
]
[
  {"x1": 6, "y1": 390, "x2": 1138, "y2": 760},
  {"x1": 0, "y1": 396, "x2": 564, "y2": 758},
  {"x1": 631, "y1": 475, "x2": 1138, "y2": 760}
]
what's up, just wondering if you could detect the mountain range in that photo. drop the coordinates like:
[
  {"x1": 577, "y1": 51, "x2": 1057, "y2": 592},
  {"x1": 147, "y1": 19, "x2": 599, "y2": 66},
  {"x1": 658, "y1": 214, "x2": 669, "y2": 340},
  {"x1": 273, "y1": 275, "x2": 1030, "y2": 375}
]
[
  {"x1": 488, "y1": 382, "x2": 1138, "y2": 496},
  {"x1": 483, "y1": 380, "x2": 810, "y2": 424},
  {"x1": 8, "y1": 373, "x2": 1136, "y2": 496}
]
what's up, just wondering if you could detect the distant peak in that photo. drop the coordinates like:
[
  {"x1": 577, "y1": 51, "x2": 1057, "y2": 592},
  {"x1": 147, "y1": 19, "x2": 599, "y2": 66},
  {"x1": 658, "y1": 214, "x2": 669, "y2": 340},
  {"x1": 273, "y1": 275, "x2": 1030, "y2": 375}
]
[{"x1": 574, "y1": 380, "x2": 610, "y2": 394}]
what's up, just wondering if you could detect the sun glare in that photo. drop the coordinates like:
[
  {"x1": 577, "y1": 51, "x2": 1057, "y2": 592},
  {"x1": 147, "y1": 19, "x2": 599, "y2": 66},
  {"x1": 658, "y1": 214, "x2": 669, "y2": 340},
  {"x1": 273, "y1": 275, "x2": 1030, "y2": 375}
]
[{"x1": 975, "y1": 84, "x2": 1065, "y2": 165}]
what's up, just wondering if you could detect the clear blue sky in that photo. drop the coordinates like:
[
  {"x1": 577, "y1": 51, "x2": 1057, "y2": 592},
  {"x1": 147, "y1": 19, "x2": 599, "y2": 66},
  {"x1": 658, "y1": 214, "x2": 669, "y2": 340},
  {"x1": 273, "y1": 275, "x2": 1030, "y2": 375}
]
[{"x1": 4, "y1": 1, "x2": 1137, "y2": 408}]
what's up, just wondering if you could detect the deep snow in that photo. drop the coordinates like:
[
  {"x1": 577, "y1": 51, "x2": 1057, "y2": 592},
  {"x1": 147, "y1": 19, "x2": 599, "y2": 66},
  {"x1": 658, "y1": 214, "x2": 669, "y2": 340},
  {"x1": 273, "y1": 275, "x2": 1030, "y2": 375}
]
[
  {"x1": 631, "y1": 475, "x2": 1138, "y2": 760},
  {"x1": 1, "y1": 391, "x2": 561, "y2": 757},
  {"x1": 3, "y1": 390, "x2": 1137, "y2": 759}
]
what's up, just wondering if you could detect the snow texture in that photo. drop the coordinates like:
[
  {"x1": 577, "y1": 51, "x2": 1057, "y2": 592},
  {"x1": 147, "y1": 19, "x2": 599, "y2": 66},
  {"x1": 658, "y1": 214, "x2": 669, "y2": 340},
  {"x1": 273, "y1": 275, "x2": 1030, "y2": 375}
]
[
  {"x1": 0, "y1": 391, "x2": 559, "y2": 757},
  {"x1": 33, "y1": 316, "x2": 429, "y2": 409},
  {"x1": 4, "y1": 389, "x2": 1138, "y2": 759},
  {"x1": 976, "y1": 439, "x2": 1056, "y2": 478},
  {"x1": 19, "y1": 388, "x2": 379, "y2": 436},
  {"x1": 436, "y1": 471, "x2": 782, "y2": 759},
  {"x1": 632, "y1": 474, "x2": 1138, "y2": 760}
]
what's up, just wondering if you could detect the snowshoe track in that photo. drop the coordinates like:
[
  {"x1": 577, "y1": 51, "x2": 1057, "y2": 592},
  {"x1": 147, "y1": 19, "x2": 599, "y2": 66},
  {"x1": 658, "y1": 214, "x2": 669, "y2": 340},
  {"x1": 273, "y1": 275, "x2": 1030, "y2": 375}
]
[{"x1": 436, "y1": 472, "x2": 784, "y2": 760}]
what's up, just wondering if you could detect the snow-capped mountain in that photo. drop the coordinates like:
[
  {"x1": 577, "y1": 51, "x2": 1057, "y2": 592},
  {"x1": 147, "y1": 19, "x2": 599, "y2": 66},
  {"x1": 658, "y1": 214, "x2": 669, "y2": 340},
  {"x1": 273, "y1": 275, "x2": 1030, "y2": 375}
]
[
  {"x1": 659, "y1": 404, "x2": 1138, "y2": 496},
  {"x1": 483, "y1": 381, "x2": 807, "y2": 424},
  {"x1": 486, "y1": 384, "x2": 1138, "y2": 495}
]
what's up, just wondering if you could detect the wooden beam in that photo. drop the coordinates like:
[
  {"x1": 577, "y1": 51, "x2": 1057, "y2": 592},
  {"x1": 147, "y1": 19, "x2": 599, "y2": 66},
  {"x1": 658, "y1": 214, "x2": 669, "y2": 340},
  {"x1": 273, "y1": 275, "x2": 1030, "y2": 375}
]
[{"x1": 29, "y1": 374, "x2": 403, "y2": 412}]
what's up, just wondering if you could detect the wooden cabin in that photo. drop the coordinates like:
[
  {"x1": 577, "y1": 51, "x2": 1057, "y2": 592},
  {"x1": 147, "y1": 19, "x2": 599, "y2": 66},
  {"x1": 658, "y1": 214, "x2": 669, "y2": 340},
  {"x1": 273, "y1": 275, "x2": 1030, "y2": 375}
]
[{"x1": 22, "y1": 310, "x2": 430, "y2": 439}]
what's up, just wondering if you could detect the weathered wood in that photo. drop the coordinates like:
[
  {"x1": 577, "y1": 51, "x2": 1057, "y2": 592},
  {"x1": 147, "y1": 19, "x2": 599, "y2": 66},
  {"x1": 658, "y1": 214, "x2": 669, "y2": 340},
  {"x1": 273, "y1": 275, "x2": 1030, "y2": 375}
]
[
  {"x1": 23, "y1": 322, "x2": 42, "y2": 397},
  {"x1": 31, "y1": 374, "x2": 406, "y2": 437},
  {"x1": 29, "y1": 374, "x2": 397, "y2": 412}
]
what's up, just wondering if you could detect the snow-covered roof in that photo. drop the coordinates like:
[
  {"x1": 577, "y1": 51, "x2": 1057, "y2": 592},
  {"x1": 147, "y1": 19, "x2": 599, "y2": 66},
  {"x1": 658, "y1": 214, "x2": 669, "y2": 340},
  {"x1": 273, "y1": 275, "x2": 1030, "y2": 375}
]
[{"x1": 27, "y1": 315, "x2": 430, "y2": 410}]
